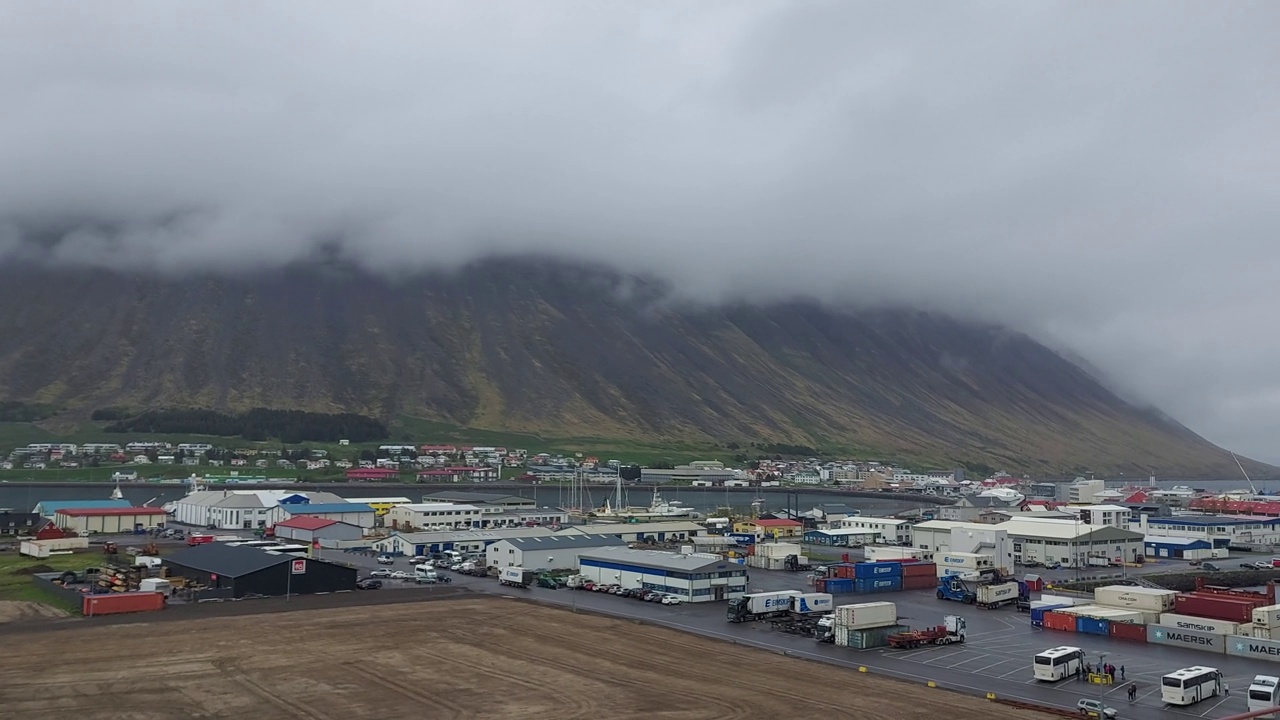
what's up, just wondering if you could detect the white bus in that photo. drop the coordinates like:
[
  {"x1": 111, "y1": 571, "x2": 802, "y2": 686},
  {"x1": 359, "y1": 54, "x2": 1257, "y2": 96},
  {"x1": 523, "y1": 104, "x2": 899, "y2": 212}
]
[
  {"x1": 1033, "y1": 646, "x2": 1085, "y2": 681},
  {"x1": 1249, "y1": 675, "x2": 1280, "y2": 719},
  {"x1": 1161, "y1": 666, "x2": 1225, "y2": 706}
]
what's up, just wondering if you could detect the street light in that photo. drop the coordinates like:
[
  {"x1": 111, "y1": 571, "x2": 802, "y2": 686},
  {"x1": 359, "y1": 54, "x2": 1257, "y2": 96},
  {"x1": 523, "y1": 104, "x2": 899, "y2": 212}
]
[{"x1": 1095, "y1": 651, "x2": 1110, "y2": 710}]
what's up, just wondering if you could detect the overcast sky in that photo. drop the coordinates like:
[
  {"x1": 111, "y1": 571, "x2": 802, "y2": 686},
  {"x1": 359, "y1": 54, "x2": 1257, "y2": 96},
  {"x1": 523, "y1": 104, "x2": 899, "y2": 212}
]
[{"x1": 1, "y1": 2, "x2": 1277, "y2": 460}]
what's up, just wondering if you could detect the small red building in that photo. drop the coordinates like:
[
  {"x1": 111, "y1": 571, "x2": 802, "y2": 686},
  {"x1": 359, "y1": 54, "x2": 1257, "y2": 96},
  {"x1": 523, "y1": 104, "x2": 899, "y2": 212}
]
[{"x1": 345, "y1": 468, "x2": 400, "y2": 481}]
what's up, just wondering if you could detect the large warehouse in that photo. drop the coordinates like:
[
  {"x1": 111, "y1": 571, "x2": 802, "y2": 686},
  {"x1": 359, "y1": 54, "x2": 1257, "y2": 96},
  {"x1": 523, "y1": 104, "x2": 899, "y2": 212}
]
[
  {"x1": 485, "y1": 533, "x2": 626, "y2": 571},
  {"x1": 568, "y1": 521, "x2": 704, "y2": 543},
  {"x1": 912, "y1": 517, "x2": 1144, "y2": 568},
  {"x1": 270, "y1": 503, "x2": 376, "y2": 531},
  {"x1": 54, "y1": 507, "x2": 167, "y2": 534},
  {"x1": 576, "y1": 548, "x2": 747, "y2": 603},
  {"x1": 161, "y1": 543, "x2": 356, "y2": 598},
  {"x1": 372, "y1": 527, "x2": 558, "y2": 556},
  {"x1": 272, "y1": 516, "x2": 364, "y2": 545}
]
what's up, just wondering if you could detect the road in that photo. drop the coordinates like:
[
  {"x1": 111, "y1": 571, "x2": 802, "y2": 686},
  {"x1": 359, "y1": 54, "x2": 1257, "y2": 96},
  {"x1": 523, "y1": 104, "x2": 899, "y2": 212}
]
[{"x1": 350, "y1": 553, "x2": 1266, "y2": 720}]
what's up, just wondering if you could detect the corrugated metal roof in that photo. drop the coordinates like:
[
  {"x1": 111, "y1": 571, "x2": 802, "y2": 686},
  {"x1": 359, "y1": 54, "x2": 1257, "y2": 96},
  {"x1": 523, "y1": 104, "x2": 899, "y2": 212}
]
[
  {"x1": 499, "y1": 534, "x2": 627, "y2": 551},
  {"x1": 284, "y1": 503, "x2": 373, "y2": 514},
  {"x1": 34, "y1": 499, "x2": 131, "y2": 514},
  {"x1": 162, "y1": 543, "x2": 293, "y2": 577},
  {"x1": 275, "y1": 516, "x2": 339, "y2": 530},
  {"x1": 55, "y1": 507, "x2": 167, "y2": 517},
  {"x1": 578, "y1": 547, "x2": 731, "y2": 572}
]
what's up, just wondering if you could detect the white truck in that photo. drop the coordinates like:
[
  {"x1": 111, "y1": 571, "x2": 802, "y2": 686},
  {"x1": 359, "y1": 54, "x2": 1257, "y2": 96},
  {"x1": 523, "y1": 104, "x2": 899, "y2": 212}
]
[
  {"x1": 414, "y1": 565, "x2": 439, "y2": 584},
  {"x1": 726, "y1": 590, "x2": 803, "y2": 623},
  {"x1": 499, "y1": 567, "x2": 534, "y2": 589}
]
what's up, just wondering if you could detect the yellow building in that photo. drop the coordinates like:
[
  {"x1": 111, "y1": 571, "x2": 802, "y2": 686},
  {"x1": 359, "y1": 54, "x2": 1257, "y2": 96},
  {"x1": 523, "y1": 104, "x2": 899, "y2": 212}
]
[
  {"x1": 733, "y1": 518, "x2": 804, "y2": 539},
  {"x1": 345, "y1": 497, "x2": 412, "y2": 517}
]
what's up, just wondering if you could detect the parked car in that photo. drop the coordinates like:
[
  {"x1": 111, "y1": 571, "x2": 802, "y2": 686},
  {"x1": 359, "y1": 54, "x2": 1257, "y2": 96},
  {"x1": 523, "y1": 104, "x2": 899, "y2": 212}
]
[
  {"x1": 1043, "y1": 562, "x2": 1062, "y2": 570},
  {"x1": 1076, "y1": 699, "x2": 1117, "y2": 719},
  {"x1": 370, "y1": 568, "x2": 393, "y2": 578},
  {"x1": 376, "y1": 555, "x2": 395, "y2": 565},
  {"x1": 356, "y1": 579, "x2": 383, "y2": 590},
  {"x1": 389, "y1": 570, "x2": 411, "y2": 580},
  {"x1": 660, "y1": 594, "x2": 682, "y2": 605},
  {"x1": 1255, "y1": 561, "x2": 1273, "y2": 570},
  {"x1": 410, "y1": 556, "x2": 430, "y2": 565},
  {"x1": 1202, "y1": 562, "x2": 1221, "y2": 571}
]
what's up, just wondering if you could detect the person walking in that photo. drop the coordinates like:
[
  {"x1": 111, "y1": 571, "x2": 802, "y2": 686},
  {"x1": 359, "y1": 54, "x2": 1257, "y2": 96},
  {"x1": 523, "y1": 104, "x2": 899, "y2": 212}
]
[
  {"x1": 1128, "y1": 683, "x2": 1137, "y2": 702},
  {"x1": 1120, "y1": 665, "x2": 1125, "y2": 681}
]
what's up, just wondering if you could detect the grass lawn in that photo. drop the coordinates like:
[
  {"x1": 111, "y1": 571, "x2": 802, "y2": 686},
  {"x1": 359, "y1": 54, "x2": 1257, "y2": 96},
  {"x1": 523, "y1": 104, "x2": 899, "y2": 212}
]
[{"x1": 0, "y1": 550, "x2": 94, "y2": 612}]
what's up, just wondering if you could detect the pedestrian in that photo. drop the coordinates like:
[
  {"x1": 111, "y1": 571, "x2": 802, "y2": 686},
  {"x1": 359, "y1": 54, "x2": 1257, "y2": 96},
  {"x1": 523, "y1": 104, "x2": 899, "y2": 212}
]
[
  {"x1": 1120, "y1": 665, "x2": 1125, "y2": 681},
  {"x1": 1128, "y1": 683, "x2": 1137, "y2": 702},
  {"x1": 1107, "y1": 667, "x2": 1115, "y2": 683}
]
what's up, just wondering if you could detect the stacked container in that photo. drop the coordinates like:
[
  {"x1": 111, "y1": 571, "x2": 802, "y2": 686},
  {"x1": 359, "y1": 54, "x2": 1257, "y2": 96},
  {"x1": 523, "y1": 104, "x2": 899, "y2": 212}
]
[
  {"x1": 1093, "y1": 585, "x2": 1177, "y2": 613},
  {"x1": 1253, "y1": 604, "x2": 1280, "y2": 640},
  {"x1": 833, "y1": 602, "x2": 903, "y2": 648},
  {"x1": 1157, "y1": 613, "x2": 1240, "y2": 636},
  {"x1": 901, "y1": 562, "x2": 936, "y2": 590},
  {"x1": 936, "y1": 552, "x2": 995, "y2": 577},
  {"x1": 1174, "y1": 593, "x2": 1261, "y2": 623},
  {"x1": 1030, "y1": 604, "x2": 1070, "y2": 627}
]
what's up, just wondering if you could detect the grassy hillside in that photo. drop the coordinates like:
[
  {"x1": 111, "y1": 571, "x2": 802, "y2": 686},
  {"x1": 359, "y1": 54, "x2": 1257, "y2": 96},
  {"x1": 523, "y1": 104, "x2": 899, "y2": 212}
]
[{"x1": 0, "y1": 260, "x2": 1266, "y2": 478}]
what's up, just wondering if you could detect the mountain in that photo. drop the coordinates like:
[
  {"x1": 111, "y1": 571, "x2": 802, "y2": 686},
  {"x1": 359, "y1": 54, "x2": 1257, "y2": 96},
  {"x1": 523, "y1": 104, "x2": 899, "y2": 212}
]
[{"x1": 0, "y1": 259, "x2": 1263, "y2": 477}]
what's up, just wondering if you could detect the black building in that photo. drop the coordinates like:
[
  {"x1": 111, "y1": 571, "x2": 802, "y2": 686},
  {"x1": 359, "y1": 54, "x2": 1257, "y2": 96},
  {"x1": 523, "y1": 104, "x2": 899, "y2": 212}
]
[{"x1": 162, "y1": 543, "x2": 356, "y2": 598}]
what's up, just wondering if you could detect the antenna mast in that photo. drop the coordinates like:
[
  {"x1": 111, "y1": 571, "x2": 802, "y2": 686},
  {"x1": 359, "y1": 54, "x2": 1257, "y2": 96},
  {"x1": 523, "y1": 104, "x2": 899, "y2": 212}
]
[{"x1": 1231, "y1": 452, "x2": 1258, "y2": 495}]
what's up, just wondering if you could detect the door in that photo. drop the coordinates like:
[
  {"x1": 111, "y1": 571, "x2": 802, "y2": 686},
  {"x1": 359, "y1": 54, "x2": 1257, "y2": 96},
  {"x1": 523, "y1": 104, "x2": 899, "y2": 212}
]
[{"x1": 714, "y1": 586, "x2": 725, "y2": 601}]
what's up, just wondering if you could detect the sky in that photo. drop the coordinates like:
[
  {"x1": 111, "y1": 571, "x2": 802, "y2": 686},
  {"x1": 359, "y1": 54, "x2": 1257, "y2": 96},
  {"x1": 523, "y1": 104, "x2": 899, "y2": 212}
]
[{"x1": 1, "y1": 2, "x2": 1278, "y2": 460}]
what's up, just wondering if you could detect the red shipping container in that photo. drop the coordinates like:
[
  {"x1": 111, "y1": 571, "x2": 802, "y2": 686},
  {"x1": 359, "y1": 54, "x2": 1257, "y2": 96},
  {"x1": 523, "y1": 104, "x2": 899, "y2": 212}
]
[
  {"x1": 902, "y1": 575, "x2": 936, "y2": 591},
  {"x1": 1109, "y1": 622, "x2": 1147, "y2": 642},
  {"x1": 1043, "y1": 611, "x2": 1077, "y2": 632},
  {"x1": 1190, "y1": 590, "x2": 1269, "y2": 610},
  {"x1": 903, "y1": 562, "x2": 936, "y2": 578},
  {"x1": 834, "y1": 565, "x2": 857, "y2": 580},
  {"x1": 82, "y1": 592, "x2": 164, "y2": 617},
  {"x1": 1173, "y1": 594, "x2": 1255, "y2": 623},
  {"x1": 815, "y1": 578, "x2": 826, "y2": 593}
]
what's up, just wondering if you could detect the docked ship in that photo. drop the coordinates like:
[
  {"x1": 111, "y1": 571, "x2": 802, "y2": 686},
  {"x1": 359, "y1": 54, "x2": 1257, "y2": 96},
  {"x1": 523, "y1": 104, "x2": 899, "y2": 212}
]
[{"x1": 590, "y1": 487, "x2": 697, "y2": 521}]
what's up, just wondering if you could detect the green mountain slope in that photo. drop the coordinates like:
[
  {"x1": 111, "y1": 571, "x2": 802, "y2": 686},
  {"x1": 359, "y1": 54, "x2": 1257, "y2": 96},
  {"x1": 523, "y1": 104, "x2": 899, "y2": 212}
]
[{"x1": 0, "y1": 260, "x2": 1262, "y2": 477}]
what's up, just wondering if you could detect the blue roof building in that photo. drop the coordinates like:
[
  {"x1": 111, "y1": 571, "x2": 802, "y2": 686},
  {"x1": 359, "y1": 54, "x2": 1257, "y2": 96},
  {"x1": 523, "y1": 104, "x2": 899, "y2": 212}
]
[
  {"x1": 1144, "y1": 536, "x2": 1215, "y2": 559},
  {"x1": 32, "y1": 499, "x2": 132, "y2": 519},
  {"x1": 275, "y1": 503, "x2": 376, "y2": 530}
]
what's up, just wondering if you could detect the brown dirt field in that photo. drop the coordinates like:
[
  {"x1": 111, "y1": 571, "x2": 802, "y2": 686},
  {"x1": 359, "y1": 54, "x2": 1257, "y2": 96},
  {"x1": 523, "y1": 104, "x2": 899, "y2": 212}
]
[
  {"x1": 0, "y1": 600, "x2": 68, "y2": 623},
  {"x1": 0, "y1": 597, "x2": 1053, "y2": 719}
]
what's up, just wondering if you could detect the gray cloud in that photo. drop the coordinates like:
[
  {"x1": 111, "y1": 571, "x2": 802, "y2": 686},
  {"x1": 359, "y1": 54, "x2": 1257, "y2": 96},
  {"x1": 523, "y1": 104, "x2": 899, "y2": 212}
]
[{"x1": 2, "y1": 2, "x2": 1278, "y2": 460}]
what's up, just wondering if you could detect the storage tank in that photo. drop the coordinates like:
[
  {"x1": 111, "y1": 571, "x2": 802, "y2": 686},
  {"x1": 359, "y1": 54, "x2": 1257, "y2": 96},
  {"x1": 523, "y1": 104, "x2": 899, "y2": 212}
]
[
  {"x1": 834, "y1": 601, "x2": 897, "y2": 629},
  {"x1": 1093, "y1": 585, "x2": 1177, "y2": 613}
]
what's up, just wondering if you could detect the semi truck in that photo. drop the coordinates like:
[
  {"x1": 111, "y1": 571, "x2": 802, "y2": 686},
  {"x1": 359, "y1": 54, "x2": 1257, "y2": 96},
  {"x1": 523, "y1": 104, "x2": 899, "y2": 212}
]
[
  {"x1": 937, "y1": 575, "x2": 1028, "y2": 609},
  {"x1": 887, "y1": 616, "x2": 967, "y2": 648},
  {"x1": 499, "y1": 567, "x2": 534, "y2": 589},
  {"x1": 727, "y1": 590, "x2": 803, "y2": 623}
]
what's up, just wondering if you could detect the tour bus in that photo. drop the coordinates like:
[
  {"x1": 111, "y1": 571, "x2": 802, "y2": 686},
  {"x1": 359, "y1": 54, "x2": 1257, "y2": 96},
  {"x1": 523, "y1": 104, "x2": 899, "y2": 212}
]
[
  {"x1": 1249, "y1": 675, "x2": 1280, "y2": 719},
  {"x1": 1033, "y1": 646, "x2": 1085, "y2": 681},
  {"x1": 1161, "y1": 666, "x2": 1225, "y2": 706}
]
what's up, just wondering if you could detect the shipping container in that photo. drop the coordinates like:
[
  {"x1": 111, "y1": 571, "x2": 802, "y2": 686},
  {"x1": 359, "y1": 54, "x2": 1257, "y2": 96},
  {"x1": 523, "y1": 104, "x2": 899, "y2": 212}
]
[
  {"x1": 756, "y1": 542, "x2": 804, "y2": 559},
  {"x1": 864, "y1": 546, "x2": 923, "y2": 562},
  {"x1": 1076, "y1": 616, "x2": 1110, "y2": 636},
  {"x1": 1255, "y1": 627, "x2": 1273, "y2": 640},
  {"x1": 1031, "y1": 605, "x2": 1070, "y2": 627},
  {"x1": 82, "y1": 591, "x2": 165, "y2": 616},
  {"x1": 902, "y1": 562, "x2": 936, "y2": 578},
  {"x1": 834, "y1": 601, "x2": 897, "y2": 629},
  {"x1": 829, "y1": 563, "x2": 857, "y2": 580},
  {"x1": 854, "y1": 577, "x2": 902, "y2": 593},
  {"x1": 1146, "y1": 624, "x2": 1226, "y2": 654},
  {"x1": 824, "y1": 578, "x2": 854, "y2": 594},
  {"x1": 1038, "y1": 593, "x2": 1082, "y2": 607},
  {"x1": 1043, "y1": 611, "x2": 1077, "y2": 632},
  {"x1": 1109, "y1": 622, "x2": 1148, "y2": 642},
  {"x1": 854, "y1": 562, "x2": 903, "y2": 579},
  {"x1": 1227, "y1": 635, "x2": 1280, "y2": 662},
  {"x1": 939, "y1": 552, "x2": 995, "y2": 570},
  {"x1": 1158, "y1": 613, "x2": 1241, "y2": 636},
  {"x1": 1254, "y1": 604, "x2": 1280, "y2": 629},
  {"x1": 902, "y1": 575, "x2": 936, "y2": 591},
  {"x1": 1093, "y1": 585, "x2": 1177, "y2": 613},
  {"x1": 792, "y1": 593, "x2": 834, "y2": 615},
  {"x1": 834, "y1": 624, "x2": 910, "y2": 649},
  {"x1": 1175, "y1": 594, "x2": 1257, "y2": 623}
]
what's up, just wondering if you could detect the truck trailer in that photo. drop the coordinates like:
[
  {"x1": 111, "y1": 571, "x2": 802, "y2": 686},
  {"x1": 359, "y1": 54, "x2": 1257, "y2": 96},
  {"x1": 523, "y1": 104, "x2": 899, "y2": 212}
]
[
  {"x1": 976, "y1": 581, "x2": 1024, "y2": 609},
  {"x1": 499, "y1": 567, "x2": 534, "y2": 589},
  {"x1": 727, "y1": 590, "x2": 803, "y2": 623},
  {"x1": 887, "y1": 616, "x2": 967, "y2": 648},
  {"x1": 791, "y1": 592, "x2": 834, "y2": 615}
]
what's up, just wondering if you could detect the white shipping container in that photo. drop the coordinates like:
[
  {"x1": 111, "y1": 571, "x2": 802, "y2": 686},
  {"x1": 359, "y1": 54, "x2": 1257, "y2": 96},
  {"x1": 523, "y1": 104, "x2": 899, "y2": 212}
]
[
  {"x1": 1093, "y1": 585, "x2": 1177, "y2": 613},
  {"x1": 19, "y1": 541, "x2": 48, "y2": 558},
  {"x1": 1254, "y1": 604, "x2": 1280, "y2": 628},
  {"x1": 139, "y1": 578, "x2": 172, "y2": 596},
  {"x1": 939, "y1": 552, "x2": 994, "y2": 569},
  {"x1": 1255, "y1": 627, "x2": 1273, "y2": 640},
  {"x1": 1032, "y1": 599, "x2": 1069, "y2": 610},
  {"x1": 834, "y1": 601, "x2": 898, "y2": 630},
  {"x1": 1038, "y1": 593, "x2": 1082, "y2": 607},
  {"x1": 1158, "y1": 612, "x2": 1241, "y2": 636},
  {"x1": 977, "y1": 582, "x2": 1020, "y2": 605},
  {"x1": 864, "y1": 546, "x2": 924, "y2": 562},
  {"x1": 756, "y1": 543, "x2": 804, "y2": 559}
]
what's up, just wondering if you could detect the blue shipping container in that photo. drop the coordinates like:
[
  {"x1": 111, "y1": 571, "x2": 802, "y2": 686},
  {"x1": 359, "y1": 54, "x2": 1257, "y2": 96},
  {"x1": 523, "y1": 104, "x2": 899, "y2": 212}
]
[
  {"x1": 1076, "y1": 616, "x2": 1110, "y2": 636},
  {"x1": 728, "y1": 533, "x2": 756, "y2": 545},
  {"x1": 1030, "y1": 605, "x2": 1069, "y2": 627},
  {"x1": 854, "y1": 577, "x2": 903, "y2": 593},
  {"x1": 854, "y1": 562, "x2": 903, "y2": 579},
  {"x1": 824, "y1": 578, "x2": 855, "y2": 594}
]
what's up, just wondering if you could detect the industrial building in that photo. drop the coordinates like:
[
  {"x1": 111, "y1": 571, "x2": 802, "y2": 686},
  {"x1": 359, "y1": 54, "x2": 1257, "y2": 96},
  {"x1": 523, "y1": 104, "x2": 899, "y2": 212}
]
[
  {"x1": 32, "y1": 499, "x2": 131, "y2": 520},
  {"x1": 576, "y1": 547, "x2": 747, "y2": 603},
  {"x1": 272, "y1": 516, "x2": 364, "y2": 544},
  {"x1": 803, "y1": 527, "x2": 880, "y2": 547},
  {"x1": 344, "y1": 497, "x2": 412, "y2": 517},
  {"x1": 485, "y1": 533, "x2": 626, "y2": 570},
  {"x1": 386, "y1": 503, "x2": 494, "y2": 531},
  {"x1": 639, "y1": 462, "x2": 736, "y2": 485},
  {"x1": 1132, "y1": 514, "x2": 1280, "y2": 548},
  {"x1": 567, "y1": 521, "x2": 703, "y2": 543},
  {"x1": 53, "y1": 507, "x2": 167, "y2": 534},
  {"x1": 1144, "y1": 536, "x2": 1218, "y2": 560},
  {"x1": 269, "y1": 503, "x2": 376, "y2": 530},
  {"x1": 162, "y1": 543, "x2": 356, "y2": 598},
  {"x1": 169, "y1": 490, "x2": 347, "y2": 530},
  {"x1": 1069, "y1": 505, "x2": 1134, "y2": 528},
  {"x1": 828, "y1": 516, "x2": 912, "y2": 544},
  {"x1": 732, "y1": 519, "x2": 803, "y2": 539},
  {"x1": 371, "y1": 527, "x2": 558, "y2": 556},
  {"x1": 912, "y1": 517, "x2": 1144, "y2": 568}
]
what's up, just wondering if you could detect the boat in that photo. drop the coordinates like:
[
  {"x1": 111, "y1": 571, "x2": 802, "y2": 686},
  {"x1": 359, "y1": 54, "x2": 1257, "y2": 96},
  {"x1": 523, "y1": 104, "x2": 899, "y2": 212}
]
[
  {"x1": 109, "y1": 481, "x2": 124, "y2": 501},
  {"x1": 589, "y1": 480, "x2": 696, "y2": 521}
]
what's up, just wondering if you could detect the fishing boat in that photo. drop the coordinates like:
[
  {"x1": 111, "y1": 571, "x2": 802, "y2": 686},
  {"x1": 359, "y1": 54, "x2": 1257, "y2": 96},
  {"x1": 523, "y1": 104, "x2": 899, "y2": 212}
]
[{"x1": 588, "y1": 474, "x2": 696, "y2": 521}]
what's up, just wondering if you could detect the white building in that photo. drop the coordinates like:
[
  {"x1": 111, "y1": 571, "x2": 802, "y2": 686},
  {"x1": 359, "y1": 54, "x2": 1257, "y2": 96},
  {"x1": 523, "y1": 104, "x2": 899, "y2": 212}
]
[
  {"x1": 372, "y1": 527, "x2": 558, "y2": 556},
  {"x1": 169, "y1": 490, "x2": 347, "y2": 530},
  {"x1": 913, "y1": 516, "x2": 1143, "y2": 568},
  {"x1": 1070, "y1": 505, "x2": 1133, "y2": 529},
  {"x1": 1068, "y1": 478, "x2": 1106, "y2": 504},
  {"x1": 565, "y1": 521, "x2": 704, "y2": 543},
  {"x1": 830, "y1": 516, "x2": 912, "y2": 544},
  {"x1": 1132, "y1": 514, "x2": 1280, "y2": 549},
  {"x1": 576, "y1": 547, "x2": 747, "y2": 603},
  {"x1": 386, "y1": 503, "x2": 501, "y2": 531},
  {"x1": 485, "y1": 533, "x2": 627, "y2": 570}
]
